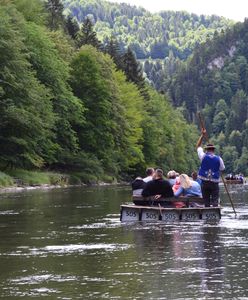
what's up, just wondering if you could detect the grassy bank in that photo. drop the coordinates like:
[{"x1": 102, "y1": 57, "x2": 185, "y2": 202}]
[{"x1": 0, "y1": 169, "x2": 117, "y2": 188}]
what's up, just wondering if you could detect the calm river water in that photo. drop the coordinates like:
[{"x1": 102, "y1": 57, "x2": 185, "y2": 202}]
[{"x1": 0, "y1": 184, "x2": 248, "y2": 299}]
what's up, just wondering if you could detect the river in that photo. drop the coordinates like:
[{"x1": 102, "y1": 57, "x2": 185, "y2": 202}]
[{"x1": 0, "y1": 184, "x2": 247, "y2": 299}]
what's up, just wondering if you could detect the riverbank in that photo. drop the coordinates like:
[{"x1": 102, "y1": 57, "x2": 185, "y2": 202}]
[{"x1": 0, "y1": 169, "x2": 121, "y2": 193}]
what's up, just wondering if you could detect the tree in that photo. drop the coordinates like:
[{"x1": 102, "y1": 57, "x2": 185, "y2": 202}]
[
  {"x1": 76, "y1": 17, "x2": 101, "y2": 49},
  {"x1": 14, "y1": 0, "x2": 47, "y2": 25},
  {"x1": 70, "y1": 46, "x2": 116, "y2": 171},
  {"x1": 122, "y1": 47, "x2": 149, "y2": 99},
  {"x1": 212, "y1": 111, "x2": 227, "y2": 134},
  {"x1": 0, "y1": 5, "x2": 55, "y2": 168},
  {"x1": 229, "y1": 130, "x2": 242, "y2": 154},
  {"x1": 222, "y1": 146, "x2": 239, "y2": 174},
  {"x1": 65, "y1": 15, "x2": 79, "y2": 40},
  {"x1": 23, "y1": 22, "x2": 85, "y2": 165},
  {"x1": 45, "y1": 0, "x2": 64, "y2": 31},
  {"x1": 104, "y1": 36, "x2": 124, "y2": 70},
  {"x1": 234, "y1": 147, "x2": 248, "y2": 175}
]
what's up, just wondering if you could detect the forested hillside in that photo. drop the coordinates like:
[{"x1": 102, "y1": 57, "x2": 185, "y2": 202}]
[
  {"x1": 0, "y1": 0, "x2": 200, "y2": 184},
  {"x1": 165, "y1": 20, "x2": 248, "y2": 174},
  {"x1": 62, "y1": 0, "x2": 233, "y2": 60}
]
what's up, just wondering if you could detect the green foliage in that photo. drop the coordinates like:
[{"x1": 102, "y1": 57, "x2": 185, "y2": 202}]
[
  {"x1": 141, "y1": 89, "x2": 199, "y2": 174},
  {"x1": 167, "y1": 20, "x2": 248, "y2": 174},
  {"x1": 0, "y1": 0, "x2": 209, "y2": 182},
  {"x1": 65, "y1": 15, "x2": 79, "y2": 39},
  {"x1": 14, "y1": 0, "x2": 47, "y2": 25},
  {"x1": 62, "y1": 0, "x2": 232, "y2": 60},
  {"x1": 46, "y1": 0, "x2": 65, "y2": 30},
  {"x1": 6, "y1": 169, "x2": 68, "y2": 186},
  {"x1": 0, "y1": 5, "x2": 55, "y2": 168},
  {"x1": 76, "y1": 17, "x2": 101, "y2": 49},
  {"x1": 23, "y1": 21, "x2": 85, "y2": 164},
  {"x1": 0, "y1": 171, "x2": 13, "y2": 187}
]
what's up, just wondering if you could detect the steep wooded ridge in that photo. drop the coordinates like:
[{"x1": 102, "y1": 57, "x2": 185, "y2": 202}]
[
  {"x1": 62, "y1": 0, "x2": 233, "y2": 60},
  {"x1": 0, "y1": 0, "x2": 201, "y2": 185},
  {"x1": 167, "y1": 20, "x2": 248, "y2": 174}
]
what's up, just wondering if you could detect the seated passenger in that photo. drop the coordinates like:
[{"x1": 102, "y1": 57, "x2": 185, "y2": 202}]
[
  {"x1": 143, "y1": 167, "x2": 155, "y2": 183},
  {"x1": 131, "y1": 177, "x2": 146, "y2": 197},
  {"x1": 167, "y1": 170, "x2": 179, "y2": 186},
  {"x1": 191, "y1": 171, "x2": 202, "y2": 185},
  {"x1": 174, "y1": 174, "x2": 202, "y2": 198},
  {"x1": 142, "y1": 168, "x2": 174, "y2": 200},
  {"x1": 238, "y1": 173, "x2": 244, "y2": 183},
  {"x1": 172, "y1": 177, "x2": 180, "y2": 193}
]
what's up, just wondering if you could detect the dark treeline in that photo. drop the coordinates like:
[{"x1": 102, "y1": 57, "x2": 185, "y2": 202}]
[
  {"x1": 0, "y1": 0, "x2": 199, "y2": 183},
  {"x1": 164, "y1": 20, "x2": 248, "y2": 175},
  {"x1": 62, "y1": 0, "x2": 233, "y2": 60}
]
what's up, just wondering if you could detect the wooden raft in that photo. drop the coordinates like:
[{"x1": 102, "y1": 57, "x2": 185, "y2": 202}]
[{"x1": 120, "y1": 196, "x2": 221, "y2": 222}]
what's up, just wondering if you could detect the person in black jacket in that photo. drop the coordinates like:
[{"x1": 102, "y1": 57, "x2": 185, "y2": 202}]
[{"x1": 142, "y1": 168, "x2": 174, "y2": 199}]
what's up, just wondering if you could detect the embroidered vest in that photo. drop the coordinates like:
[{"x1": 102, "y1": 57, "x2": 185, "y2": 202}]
[{"x1": 198, "y1": 153, "x2": 220, "y2": 182}]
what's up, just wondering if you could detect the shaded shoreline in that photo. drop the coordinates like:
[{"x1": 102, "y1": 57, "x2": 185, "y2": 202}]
[{"x1": 0, "y1": 182, "x2": 129, "y2": 194}]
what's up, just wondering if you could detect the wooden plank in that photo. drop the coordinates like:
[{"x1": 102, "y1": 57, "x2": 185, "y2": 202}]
[
  {"x1": 202, "y1": 208, "x2": 221, "y2": 221},
  {"x1": 141, "y1": 209, "x2": 160, "y2": 221},
  {"x1": 161, "y1": 210, "x2": 180, "y2": 221},
  {"x1": 120, "y1": 206, "x2": 140, "y2": 221},
  {"x1": 181, "y1": 209, "x2": 200, "y2": 221}
]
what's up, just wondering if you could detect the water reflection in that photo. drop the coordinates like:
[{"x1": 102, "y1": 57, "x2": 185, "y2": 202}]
[{"x1": 0, "y1": 185, "x2": 248, "y2": 298}]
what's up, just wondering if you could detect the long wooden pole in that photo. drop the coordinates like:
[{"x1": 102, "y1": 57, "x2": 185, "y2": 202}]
[{"x1": 197, "y1": 112, "x2": 236, "y2": 215}]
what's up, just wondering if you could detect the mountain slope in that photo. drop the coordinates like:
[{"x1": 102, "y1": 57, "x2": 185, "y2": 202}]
[
  {"x1": 166, "y1": 20, "x2": 248, "y2": 174},
  {"x1": 62, "y1": 0, "x2": 233, "y2": 60}
]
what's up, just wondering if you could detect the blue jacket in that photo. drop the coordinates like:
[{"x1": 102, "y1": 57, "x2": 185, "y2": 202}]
[{"x1": 174, "y1": 181, "x2": 202, "y2": 197}]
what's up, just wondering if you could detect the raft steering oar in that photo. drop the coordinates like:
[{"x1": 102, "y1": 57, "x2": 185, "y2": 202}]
[{"x1": 197, "y1": 112, "x2": 237, "y2": 215}]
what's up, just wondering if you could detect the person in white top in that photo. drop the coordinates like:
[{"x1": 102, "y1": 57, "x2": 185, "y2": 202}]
[
  {"x1": 143, "y1": 167, "x2": 155, "y2": 183},
  {"x1": 196, "y1": 128, "x2": 225, "y2": 207}
]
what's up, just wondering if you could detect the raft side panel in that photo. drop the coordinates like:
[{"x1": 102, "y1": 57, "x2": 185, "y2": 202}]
[
  {"x1": 141, "y1": 209, "x2": 160, "y2": 221},
  {"x1": 120, "y1": 205, "x2": 221, "y2": 222},
  {"x1": 161, "y1": 210, "x2": 180, "y2": 221},
  {"x1": 181, "y1": 209, "x2": 200, "y2": 221},
  {"x1": 202, "y1": 208, "x2": 221, "y2": 220},
  {"x1": 121, "y1": 206, "x2": 140, "y2": 221}
]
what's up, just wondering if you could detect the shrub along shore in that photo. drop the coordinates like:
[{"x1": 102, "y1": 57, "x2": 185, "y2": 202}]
[{"x1": 0, "y1": 169, "x2": 118, "y2": 191}]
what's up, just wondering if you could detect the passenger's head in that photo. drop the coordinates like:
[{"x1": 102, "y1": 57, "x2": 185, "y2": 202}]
[
  {"x1": 154, "y1": 168, "x2": 163, "y2": 179},
  {"x1": 146, "y1": 167, "x2": 155, "y2": 176},
  {"x1": 179, "y1": 174, "x2": 192, "y2": 189},
  {"x1": 191, "y1": 171, "x2": 198, "y2": 181},
  {"x1": 204, "y1": 143, "x2": 216, "y2": 152},
  {"x1": 167, "y1": 170, "x2": 177, "y2": 179}
]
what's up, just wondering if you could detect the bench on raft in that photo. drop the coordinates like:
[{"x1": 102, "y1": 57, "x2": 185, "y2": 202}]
[
  {"x1": 224, "y1": 179, "x2": 244, "y2": 185},
  {"x1": 120, "y1": 196, "x2": 221, "y2": 222},
  {"x1": 132, "y1": 195, "x2": 205, "y2": 207}
]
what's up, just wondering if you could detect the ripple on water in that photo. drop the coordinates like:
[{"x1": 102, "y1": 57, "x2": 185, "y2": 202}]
[
  {"x1": 0, "y1": 210, "x2": 19, "y2": 215},
  {"x1": 3, "y1": 243, "x2": 131, "y2": 257},
  {"x1": 69, "y1": 218, "x2": 120, "y2": 229},
  {"x1": 10, "y1": 274, "x2": 77, "y2": 284}
]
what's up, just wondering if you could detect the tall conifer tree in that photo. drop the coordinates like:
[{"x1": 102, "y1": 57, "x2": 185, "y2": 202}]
[
  {"x1": 46, "y1": 0, "x2": 64, "y2": 30},
  {"x1": 105, "y1": 36, "x2": 123, "y2": 70},
  {"x1": 122, "y1": 47, "x2": 149, "y2": 99},
  {"x1": 76, "y1": 17, "x2": 101, "y2": 49},
  {"x1": 65, "y1": 15, "x2": 79, "y2": 40}
]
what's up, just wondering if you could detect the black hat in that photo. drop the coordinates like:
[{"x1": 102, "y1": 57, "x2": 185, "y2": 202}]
[{"x1": 204, "y1": 143, "x2": 216, "y2": 150}]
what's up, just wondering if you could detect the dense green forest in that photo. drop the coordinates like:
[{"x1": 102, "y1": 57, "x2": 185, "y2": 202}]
[
  {"x1": 60, "y1": 0, "x2": 248, "y2": 175},
  {"x1": 62, "y1": 0, "x2": 233, "y2": 60},
  {"x1": 0, "y1": 0, "x2": 200, "y2": 186},
  {"x1": 165, "y1": 20, "x2": 248, "y2": 175}
]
